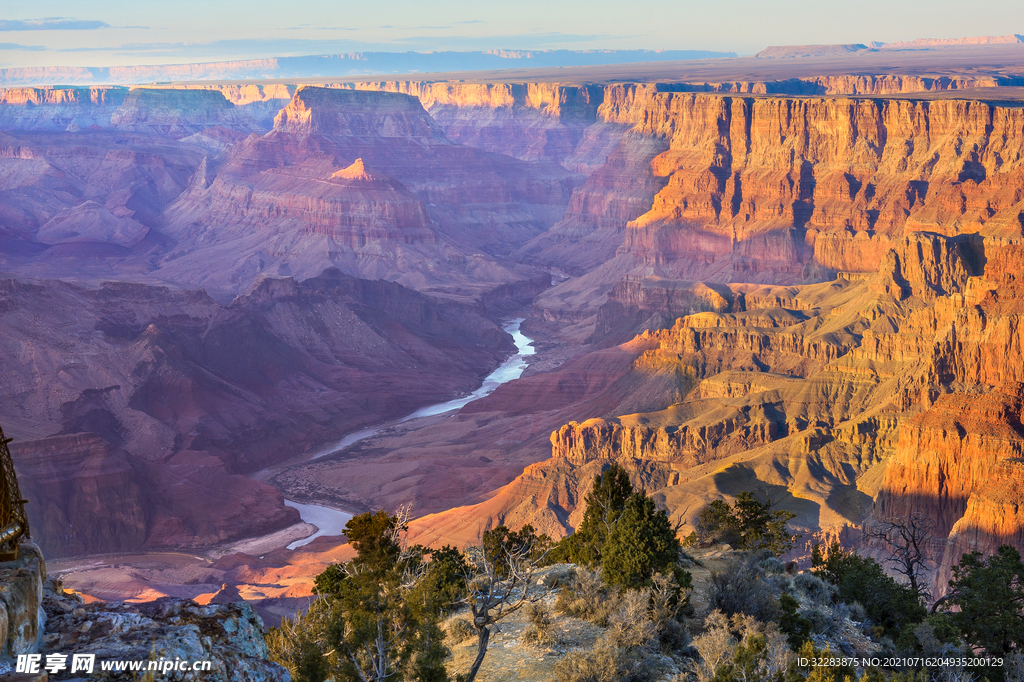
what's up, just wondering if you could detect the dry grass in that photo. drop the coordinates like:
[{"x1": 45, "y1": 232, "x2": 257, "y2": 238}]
[
  {"x1": 523, "y1": 602, "x2": 560, "y2": 647},
  {"x1": 554, "y1": 638, "x2": 630, "y2": 682},
  {"x1": 445, "y1": 616, "x2": 477, "y2": 643},
  {"x1": 554, "y1": 567, "x2": 621, "y2": 625}
]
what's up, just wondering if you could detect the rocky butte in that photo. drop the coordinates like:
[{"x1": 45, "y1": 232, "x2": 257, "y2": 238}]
[{"x1": 1, "y1": 45, "x2": 1024, "y2": 610}]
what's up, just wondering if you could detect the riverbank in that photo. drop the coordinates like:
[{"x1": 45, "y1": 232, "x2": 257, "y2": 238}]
[
  {"x1": 52, "y1": 318, "x2": 540, "y2": 610},
  {"x1": 251, "y1": 318, "x2": 536, "y2": 485}
]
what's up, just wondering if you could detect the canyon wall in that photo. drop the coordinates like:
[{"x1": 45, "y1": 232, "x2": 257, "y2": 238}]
[
  {"x1": 5, "y1": 77, "x2": 1024, "y2": 592},
  {"x1": 0, "y1": 270, "x2": 514, "y2": 557},
  {"x1": 529, "y1": 89, "x2": 1024, "y2": 340},
  {"x1": 0, "y1": 87, "x2": 128, "y2": 131},
  {"x1": 615, "y1": 93, "x2": 1024, "y2": 274},
  {"x1": 156, "y1": 86, "x2": 581, "y2": 298},
  {"x1": 414, "y1": 233, "x2": 1024, "y2": 598}
]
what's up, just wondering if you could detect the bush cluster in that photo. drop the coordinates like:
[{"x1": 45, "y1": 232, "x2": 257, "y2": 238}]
[
  {"x1": 268, "y1": 484, "x2": 1024, "y2": 682},
  {"x1": 688, "y1": 492, "x2": 801, "y2": 555},
  {"x1": 811, "y1": 541, "x2": 925, "y2": 643},
  {"x1": 551, "y1": 464, "x2": 692, "y2": 594}
]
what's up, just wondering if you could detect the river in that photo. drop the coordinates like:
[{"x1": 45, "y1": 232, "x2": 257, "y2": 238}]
[{"x1": 284, "y1": 318, "x2": 535, "y2": 550}]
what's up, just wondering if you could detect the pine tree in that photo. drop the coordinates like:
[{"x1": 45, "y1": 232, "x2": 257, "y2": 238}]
[
  {"x1": 601, "y1": 492, "x2": 682, "y2": 589},
  {"x1": 939, "y1": 544, "x2": 1024, "y2": 656},
  {"x1": 303, "y1": 508, "x2": 450, "y2": 682},
  {"x1": 562, "y1": 463, "x2": 634, "y2": 567}
]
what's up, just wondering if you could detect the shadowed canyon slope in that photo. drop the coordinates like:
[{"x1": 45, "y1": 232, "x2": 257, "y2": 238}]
[
  {"x1": 4, "y1": 65, "x2": 1024, "y2": 603},
  {"x1": 0, "y1": 271, "x2": 512, "y2": 557}
]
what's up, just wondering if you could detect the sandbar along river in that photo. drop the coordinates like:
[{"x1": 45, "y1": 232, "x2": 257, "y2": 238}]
[{"x1": 285, "y1": 318, "x2": 535, "y2": 549}]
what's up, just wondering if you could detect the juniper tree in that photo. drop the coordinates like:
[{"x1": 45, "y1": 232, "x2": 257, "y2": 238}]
[
  {"x1": 555, "y1": 463, "x2": 634, "y2": 567},
  {"x1": 812, "y1": 540, "x2": 926, "y2": 642},
  {"x1": 277, "y1": 507, "x2": 454, "y2": 682},
  {"x1": 463, "y1": 524, "x2": 549, "y2": 682},
  {"x1": 936, "y1": 544, "x2": 1024, "y2": 656},
  {"x1": 693, "y1": 492, "x2": 800, "y2": 555},
  {"x1": 602, "y1": 492, "x2": 690, "y2": 591}
]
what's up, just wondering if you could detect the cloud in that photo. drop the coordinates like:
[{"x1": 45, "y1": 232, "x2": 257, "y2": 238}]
[
  {"x1": 51, "y1": 32, "x2": 637, "y2": 62},
  {"x1": 284, "y1": 26, "x2": 358, "y2": 31},
  {"x1": 389, "y1": 31, "x2": 618, "y2": 50},
  {"x1": 0, "y1": 18, "x2": 110, "y2": 31},
  {"x1": 0, "y1": 42, "x2": 46, "y2": 51}
]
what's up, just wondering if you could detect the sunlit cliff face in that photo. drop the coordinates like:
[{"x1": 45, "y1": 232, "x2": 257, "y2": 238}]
[{"x1": 3, "y1": 71, "x2": 1024, "y2": 604}]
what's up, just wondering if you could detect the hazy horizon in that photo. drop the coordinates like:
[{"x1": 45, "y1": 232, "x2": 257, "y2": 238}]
[{"x1": 1, "y1": 0, "x2": 1021, "y2": 69}]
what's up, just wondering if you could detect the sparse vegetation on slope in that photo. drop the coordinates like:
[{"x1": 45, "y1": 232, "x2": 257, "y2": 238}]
[
  {"x1": 269, "y1": 498, "x2": 1024, "y2": 682},
  {"x1": 688, "y1": 493, "x2": 801, "y2": 555}
]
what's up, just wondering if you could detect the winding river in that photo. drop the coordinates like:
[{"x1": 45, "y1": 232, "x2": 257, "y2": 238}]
[{"x1": 285, "y1": 318, "x2": 535, "y2": 550}]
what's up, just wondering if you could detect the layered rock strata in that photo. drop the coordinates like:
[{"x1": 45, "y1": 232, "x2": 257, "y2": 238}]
[
  {"x1": 0, "y1": 270, "x2": 512, "y2": 556},
  {"x1": 413, "y1": 233, "x2": 1024, "y2": 597},
  {"x1": 156, "y1": 86, "x2": 581, "y2": 299},
  {"x1": 532, "y1": 90, "x2": 1024, "y2": 338}
]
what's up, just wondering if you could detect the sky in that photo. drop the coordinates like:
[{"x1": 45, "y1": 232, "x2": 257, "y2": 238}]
[{"x1": 1, "y1": 0, "x2": 1022, "y2": 68}]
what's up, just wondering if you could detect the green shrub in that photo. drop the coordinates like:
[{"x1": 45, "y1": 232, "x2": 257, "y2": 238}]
[
  {"x1": 802, "y1": 607, "x2": 832, "y2": 635},
  {"x1": 694, "y1": 492, "x2": 800, "y2": 555},
  {"x1": 812, "y1": 541, "x2": 926, "y2": 642},
  {"x1": 708, "y1": 556, "x2": 783, "y2": 624},
  {"x1": 413, "y1": 544, "x2": 468, "y2": 616},
  {"x1": 267, "y1": 604, "x2": 331, "y2": 682},
  {"x1": 793, "y1": 572, "x2": 833, "y2": 605},
  {"x1": 939, "y1": 544, "x2": 1024, "y2": 656},
  {"x1": 562, "y1": 463, "x2": 635, "y2": 568},
  {"x1": 759, "y1": 557, "x2": 787, "y2": 574},
  {"x1": 602, "y1": 492, "x2": 685, "y2": 590},
  {"x1": 846, "y1": 601, "x2": 867, "y2": 622},
  {"x1": 779, "y1": 593, "x2": 812, "y2": 650}
]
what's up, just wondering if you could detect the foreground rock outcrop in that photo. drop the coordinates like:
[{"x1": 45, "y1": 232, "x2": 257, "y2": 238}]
[
  {"x1": 0, "y1": 542, "x2": 46, "y2": 665},
  {"x1": 42, "y1": 579, "x2": 289, "y2": 681}
]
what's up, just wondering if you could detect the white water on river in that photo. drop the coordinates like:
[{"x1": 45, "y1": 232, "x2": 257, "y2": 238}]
[{"x1": 285, "y1": 319, "x2": 535, "y2": 550}]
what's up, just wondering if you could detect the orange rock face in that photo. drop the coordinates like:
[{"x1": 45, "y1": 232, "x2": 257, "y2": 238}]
[
  {"x1": 530, "y1": 91, "x2": 1024, "y2": 345},
  {"x1": 874, "y1": 389, "x2": 1024, "y2": 592},
  {"x1": 414, "y1": 233, "x2": 1024, "y2": 598},
  {"x1": 618, "y1": 95, "x2": 1024, "y2": 277}
]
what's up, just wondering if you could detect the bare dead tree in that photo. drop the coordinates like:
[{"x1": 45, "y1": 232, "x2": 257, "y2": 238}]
[
  {"x1": 864, "y1": 512, "x2": 935, "y2": 600},
  {"x1": 462, "y1": 526, "x2": 549, "y2": 682}
]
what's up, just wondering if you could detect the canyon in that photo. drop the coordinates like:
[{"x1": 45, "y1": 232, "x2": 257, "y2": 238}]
[{"x1": 2, "y1": 45, "x2": 1024, "y2": 609}]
